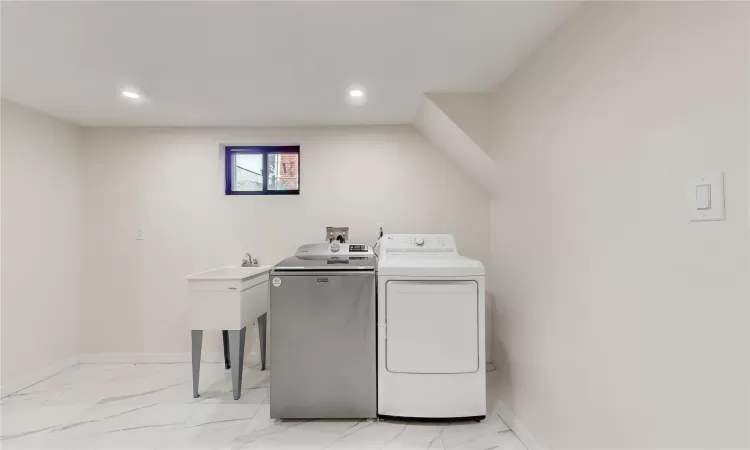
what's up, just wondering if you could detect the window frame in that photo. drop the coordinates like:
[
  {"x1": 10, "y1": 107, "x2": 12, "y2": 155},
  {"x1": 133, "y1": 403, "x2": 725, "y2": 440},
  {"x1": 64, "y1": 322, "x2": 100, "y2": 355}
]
[{"x1": 224, "y1": 145, "x2": 300, "y2": 195}]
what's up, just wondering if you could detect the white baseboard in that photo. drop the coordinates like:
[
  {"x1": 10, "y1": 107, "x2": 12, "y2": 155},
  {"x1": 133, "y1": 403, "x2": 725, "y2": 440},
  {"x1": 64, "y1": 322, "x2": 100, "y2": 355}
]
[
  {"x1": 78, "y1": 352, "x2": 223, "y2": 364},
  {"x1": 1, "y1": 355, "x2": 79, "y2": 398},
  {"x1": 78, "y1": 351, "x2": 261, "y2": 365},
  {"x1": 494, "y1": 401, "x2": 545, "y2": 450},
  {"x1": 1, "y1": 351, "x2": 262, "y2": 398}
]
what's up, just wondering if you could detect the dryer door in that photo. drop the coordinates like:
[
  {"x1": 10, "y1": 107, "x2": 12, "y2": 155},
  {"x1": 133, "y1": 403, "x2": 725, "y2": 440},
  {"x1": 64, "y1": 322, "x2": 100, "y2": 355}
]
[{"x1": 385, "y1": 280, "x2": 478, "y2": 374}]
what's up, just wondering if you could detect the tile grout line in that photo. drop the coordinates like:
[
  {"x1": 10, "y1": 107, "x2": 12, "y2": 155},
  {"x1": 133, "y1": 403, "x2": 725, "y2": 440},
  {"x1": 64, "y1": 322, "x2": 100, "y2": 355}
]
[{"x1": 2, "y1": 363, "x2": 81, "y2": 398}]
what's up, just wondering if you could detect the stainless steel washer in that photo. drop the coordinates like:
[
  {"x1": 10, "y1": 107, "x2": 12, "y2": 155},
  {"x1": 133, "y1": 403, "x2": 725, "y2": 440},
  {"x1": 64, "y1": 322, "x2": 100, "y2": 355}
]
[{"x1": 270, "y1": 243, "x2": 376, "y2": 419}]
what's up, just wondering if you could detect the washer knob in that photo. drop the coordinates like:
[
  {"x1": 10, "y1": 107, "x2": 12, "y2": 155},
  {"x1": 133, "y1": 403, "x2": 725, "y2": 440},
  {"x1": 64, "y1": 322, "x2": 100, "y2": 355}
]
[
  {"x1": 331, "y1": 243, "x2": 340, "y2": 252},
  {"x1": 414, "y1": 237, "x2": 425, "y2": 247}
]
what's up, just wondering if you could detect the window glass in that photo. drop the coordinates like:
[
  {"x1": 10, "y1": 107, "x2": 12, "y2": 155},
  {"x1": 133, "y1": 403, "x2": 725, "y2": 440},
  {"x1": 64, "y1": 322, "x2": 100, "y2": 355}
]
[
  {"x1": 233, "y1": 153, "x2": 263, "y2": 192},
  {"x1": 225, "y1": 146, "x2": 300, "y2": 195},
  {"x1": 267, "y1": 153, "x2": 299, "y2": 191}
]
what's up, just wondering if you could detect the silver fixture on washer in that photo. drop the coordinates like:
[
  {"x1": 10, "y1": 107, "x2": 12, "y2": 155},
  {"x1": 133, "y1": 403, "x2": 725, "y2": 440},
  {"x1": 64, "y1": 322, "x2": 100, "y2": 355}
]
[{"x1": 326, "y1": 226, "x2": 349, "y2": 243}]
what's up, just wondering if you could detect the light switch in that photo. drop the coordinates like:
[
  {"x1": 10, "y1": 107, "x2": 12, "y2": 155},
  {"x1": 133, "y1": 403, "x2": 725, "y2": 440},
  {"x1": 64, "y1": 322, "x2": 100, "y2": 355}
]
[
  {"x1": 689, "y1": 173, "x2": 725, "y2": 222},
  {"x1": 695, "y1": 184, "x2": 711, "y2": 210}
]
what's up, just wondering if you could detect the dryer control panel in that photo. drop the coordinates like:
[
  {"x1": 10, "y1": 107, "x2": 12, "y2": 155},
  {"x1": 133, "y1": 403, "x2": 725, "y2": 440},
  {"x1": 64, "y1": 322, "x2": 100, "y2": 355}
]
[{"x1": 380, "y1": 234, "x2": 457, "y2": 254}]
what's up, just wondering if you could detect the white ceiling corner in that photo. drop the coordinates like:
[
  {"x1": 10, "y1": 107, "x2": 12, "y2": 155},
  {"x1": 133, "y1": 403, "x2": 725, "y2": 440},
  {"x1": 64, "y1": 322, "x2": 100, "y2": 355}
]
[{"x1": 1, "y1": 1, "x2": 579, "y2": 127}]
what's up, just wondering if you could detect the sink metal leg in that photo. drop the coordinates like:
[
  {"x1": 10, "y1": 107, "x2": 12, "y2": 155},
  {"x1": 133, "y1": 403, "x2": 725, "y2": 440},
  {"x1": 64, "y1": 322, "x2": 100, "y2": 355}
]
[
  {"x1": 191, "y1": 330, "x2": 203, "y2": 398},
  {"x1": 258, "y1": 313, "x2": 267, "y2": 371},
  {"x1": 222, "y1": 330, "x2": 231, "y2": 369},
  {"x1": 228, "y1": 327, "x2": 246, "y2": 400},
  {"x1": 240, "y1": 326, "x2": 246, "y2": 371}
]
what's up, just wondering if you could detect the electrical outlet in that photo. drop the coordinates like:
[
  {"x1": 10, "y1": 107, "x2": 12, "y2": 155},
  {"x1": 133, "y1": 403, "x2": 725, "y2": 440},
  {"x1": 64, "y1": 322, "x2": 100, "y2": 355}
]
[{"x1": 136, "y1": 228, "x2": 144, "y2": 240}]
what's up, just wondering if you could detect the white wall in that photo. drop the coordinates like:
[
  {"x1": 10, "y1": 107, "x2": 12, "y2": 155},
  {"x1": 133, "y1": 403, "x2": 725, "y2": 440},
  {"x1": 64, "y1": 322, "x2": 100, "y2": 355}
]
[
  {"x1": 489, "y1": 2, "x2": 749, "y2": 448},
  {"x1": 426, "y1": 93, "x2": 493, "y2": 153},
  {"x1": 80, "y1": 126, "x2": 490, "y2": 357},
  {"x1": 1, "y1": 100, "x2": 82, "y2": 391},
  {"x1": 416, "y1": 96, "x2": 499, "y2": 197}
]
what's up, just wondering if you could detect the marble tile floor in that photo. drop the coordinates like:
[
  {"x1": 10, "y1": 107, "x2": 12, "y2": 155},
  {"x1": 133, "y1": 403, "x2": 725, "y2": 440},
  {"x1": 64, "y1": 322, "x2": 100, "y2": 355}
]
[{"x1": 1, "y1": 362, "x2": 524, "y2": 450}]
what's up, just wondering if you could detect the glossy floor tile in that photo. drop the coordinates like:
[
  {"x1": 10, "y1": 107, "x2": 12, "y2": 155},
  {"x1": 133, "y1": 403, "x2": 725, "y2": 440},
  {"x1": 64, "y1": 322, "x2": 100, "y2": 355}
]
[{"x1": 1, "y1": 363, "x2": 523, "y2": 449}]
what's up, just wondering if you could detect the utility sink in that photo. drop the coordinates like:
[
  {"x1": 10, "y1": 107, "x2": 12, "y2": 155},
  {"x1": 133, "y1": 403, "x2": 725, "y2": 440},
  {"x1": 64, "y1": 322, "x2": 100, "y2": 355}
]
[
  {"x1": 187, "y1": 265, "x2": 273, "y2": 281},
  {"x1": 187, "y1": 265, "x2": 272, "y2": 401}
]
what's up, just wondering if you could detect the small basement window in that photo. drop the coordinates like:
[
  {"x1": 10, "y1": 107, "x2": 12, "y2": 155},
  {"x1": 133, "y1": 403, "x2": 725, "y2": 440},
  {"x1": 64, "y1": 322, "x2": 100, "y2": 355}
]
[{"x1": 225, "y1": 146, "x2": 300, "y2": 195}]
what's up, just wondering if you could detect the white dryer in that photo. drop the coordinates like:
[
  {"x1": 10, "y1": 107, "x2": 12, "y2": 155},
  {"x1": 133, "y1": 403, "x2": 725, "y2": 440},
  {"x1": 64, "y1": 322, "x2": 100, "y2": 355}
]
[{"x1": 377, "y1": 234, "x2": 485, "y2": 419}]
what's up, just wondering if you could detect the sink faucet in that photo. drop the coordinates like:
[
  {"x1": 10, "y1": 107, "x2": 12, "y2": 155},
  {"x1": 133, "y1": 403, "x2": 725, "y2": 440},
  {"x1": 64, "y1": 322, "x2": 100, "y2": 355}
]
[{"x1": 242, "y1": 253, "x2": 259, "y2": 267}]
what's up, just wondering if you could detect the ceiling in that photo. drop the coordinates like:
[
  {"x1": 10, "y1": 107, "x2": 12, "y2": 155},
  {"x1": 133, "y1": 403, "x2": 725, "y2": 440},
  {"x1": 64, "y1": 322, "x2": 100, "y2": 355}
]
[{"x1": 1, "y1": 1, "x2": 578, "y2": 127}]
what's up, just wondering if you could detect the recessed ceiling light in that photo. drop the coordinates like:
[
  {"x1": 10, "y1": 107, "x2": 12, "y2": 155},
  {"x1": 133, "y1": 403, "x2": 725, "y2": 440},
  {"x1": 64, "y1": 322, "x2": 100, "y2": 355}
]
[
  {"x1": 347, "y1": 85, "x2": 367, "y2": 106},
  {"x1": 121, "y1": 90, "x2": 140, "y2": 100}
]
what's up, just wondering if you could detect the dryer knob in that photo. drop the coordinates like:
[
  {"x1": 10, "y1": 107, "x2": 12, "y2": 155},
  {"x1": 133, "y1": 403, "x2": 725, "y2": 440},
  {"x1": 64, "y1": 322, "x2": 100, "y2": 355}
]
[
  {"x1": 331, "y1": 243, "x2": 340, "y2": 252},
  {"x1": 414, "y1": 237, "x2": 425, "y2": 247}
]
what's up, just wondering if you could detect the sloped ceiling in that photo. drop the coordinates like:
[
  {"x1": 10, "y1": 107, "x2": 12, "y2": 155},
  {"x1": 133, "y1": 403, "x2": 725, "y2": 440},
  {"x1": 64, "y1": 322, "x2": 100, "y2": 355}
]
[{"x1": 416, "y1": 94, "x2": 498, "y2": 197}]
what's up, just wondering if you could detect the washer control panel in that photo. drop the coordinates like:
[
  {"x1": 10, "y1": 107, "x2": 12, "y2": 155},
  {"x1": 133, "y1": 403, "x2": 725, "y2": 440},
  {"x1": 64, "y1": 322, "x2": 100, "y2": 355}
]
[{"x1": 296, "y1": 243, "x2": 373, "y2": 257}]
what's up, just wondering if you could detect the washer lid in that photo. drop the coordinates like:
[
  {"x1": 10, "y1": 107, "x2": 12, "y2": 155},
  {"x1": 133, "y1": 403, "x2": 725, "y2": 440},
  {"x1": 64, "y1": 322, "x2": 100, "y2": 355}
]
[
  {"x1": 377, "y1": 255, "x2": 484, "y2": 277},
  {"x1": 274, "y1": 255, "x2": 376, "y2": 271}
]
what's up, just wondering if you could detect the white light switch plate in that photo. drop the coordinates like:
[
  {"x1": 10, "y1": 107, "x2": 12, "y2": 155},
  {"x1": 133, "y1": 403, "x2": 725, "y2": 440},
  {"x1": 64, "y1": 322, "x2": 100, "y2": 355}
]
[
  {"x1": 688, "y1": 173, "x2": 724, "y2": 222},
  {"x1": 136, "y1": 228, "x2": 145, "y2": 240}
]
